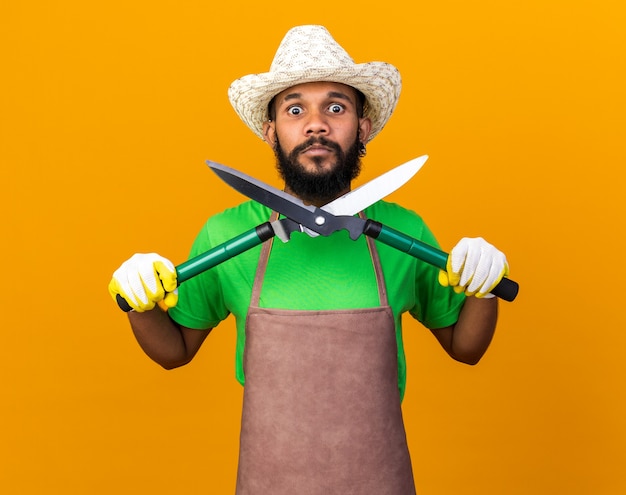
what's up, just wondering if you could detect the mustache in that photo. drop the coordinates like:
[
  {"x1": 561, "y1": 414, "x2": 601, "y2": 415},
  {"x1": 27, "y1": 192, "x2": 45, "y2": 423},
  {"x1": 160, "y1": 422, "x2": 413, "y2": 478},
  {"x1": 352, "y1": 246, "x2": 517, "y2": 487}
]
[{"x1": 291, "y1": 137, "x2": 342, "y2": 157}]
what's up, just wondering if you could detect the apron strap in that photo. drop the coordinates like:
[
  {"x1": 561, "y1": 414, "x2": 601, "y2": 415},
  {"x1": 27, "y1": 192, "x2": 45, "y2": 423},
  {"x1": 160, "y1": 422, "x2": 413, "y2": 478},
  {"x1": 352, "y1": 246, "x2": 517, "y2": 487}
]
[
  {"x1": 250, "y1": 210, "x2": 389, "y2": 307},
  {"x1": 249, "y1": 211, "x2": 279, "y2": 307},
  {"x1": 359, "y1": 210, "x2": 389, "y2": 307}
]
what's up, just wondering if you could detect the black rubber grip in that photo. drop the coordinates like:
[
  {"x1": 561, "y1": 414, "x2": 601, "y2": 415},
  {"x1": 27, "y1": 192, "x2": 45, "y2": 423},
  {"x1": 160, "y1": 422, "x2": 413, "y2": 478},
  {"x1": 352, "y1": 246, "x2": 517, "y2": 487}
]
[
  {"x1": 255, "y1": 222, "x2": 276, "y2": 242},
  {"x1": 116, "y1": 294, "x2": 133, "y2": 312},
  {"x1": 490, "y1": 277, "x2": 519, "y2": 302}
]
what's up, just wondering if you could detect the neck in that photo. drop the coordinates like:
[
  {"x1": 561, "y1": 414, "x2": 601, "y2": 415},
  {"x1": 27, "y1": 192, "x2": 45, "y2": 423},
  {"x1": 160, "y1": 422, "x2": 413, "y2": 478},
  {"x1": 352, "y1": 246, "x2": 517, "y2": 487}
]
[{"x1": 283, "y1": 185, "x2": 351, "y2": 207}]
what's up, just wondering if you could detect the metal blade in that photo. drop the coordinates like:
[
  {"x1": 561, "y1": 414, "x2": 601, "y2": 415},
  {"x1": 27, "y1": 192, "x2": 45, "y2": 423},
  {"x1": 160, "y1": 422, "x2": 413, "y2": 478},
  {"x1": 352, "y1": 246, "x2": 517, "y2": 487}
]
[
  {"x1": 299, "y1": 155, "x2": 428, "y2": 237},
  {"x1": 322, "y1": 155, "x2": 428, "y2": 216},
  {"x1": 270, "y1": 217, "x2": 303, "y2": 243},
  {"x1": 207, "y1": 161, "x2": 366, "y2": 240}
]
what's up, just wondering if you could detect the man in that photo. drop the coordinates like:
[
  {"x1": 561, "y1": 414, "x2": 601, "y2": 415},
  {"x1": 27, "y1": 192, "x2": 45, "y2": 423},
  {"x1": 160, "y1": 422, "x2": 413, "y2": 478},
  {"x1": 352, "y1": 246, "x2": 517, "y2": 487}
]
[{"x1": 109, "y1": 25, "x2": 510, "y2": 494}]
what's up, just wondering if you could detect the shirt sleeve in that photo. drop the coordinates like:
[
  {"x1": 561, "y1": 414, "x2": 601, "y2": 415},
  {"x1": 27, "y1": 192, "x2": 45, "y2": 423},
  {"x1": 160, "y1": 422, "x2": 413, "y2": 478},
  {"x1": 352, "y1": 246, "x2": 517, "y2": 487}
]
[
  {"x1": 406, "y1": 217, "x2": 466, "y2": 329},
  {"x1": 168, "y1": 220, "x2": 230, "y2": 330}
]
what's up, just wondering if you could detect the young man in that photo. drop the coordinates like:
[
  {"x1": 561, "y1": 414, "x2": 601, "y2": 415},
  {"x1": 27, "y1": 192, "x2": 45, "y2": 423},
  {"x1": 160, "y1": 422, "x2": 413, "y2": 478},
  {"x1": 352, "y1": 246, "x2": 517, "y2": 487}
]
[{"x1": 109, "y1": 25, "x2": 509, "y2": 494}]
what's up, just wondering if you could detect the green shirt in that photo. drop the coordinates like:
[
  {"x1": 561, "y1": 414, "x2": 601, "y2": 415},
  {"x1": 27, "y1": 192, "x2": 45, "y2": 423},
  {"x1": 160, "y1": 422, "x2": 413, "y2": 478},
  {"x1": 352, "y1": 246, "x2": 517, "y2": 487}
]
[{"x1": 169, "y1": 200, "x2": 466, "y2": 400}]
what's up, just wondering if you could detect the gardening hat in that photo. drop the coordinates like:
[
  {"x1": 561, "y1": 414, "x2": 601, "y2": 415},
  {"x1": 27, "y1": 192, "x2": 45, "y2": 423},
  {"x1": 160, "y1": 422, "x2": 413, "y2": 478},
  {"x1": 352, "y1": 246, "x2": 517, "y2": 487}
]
[{"x1": 228, "y1": 25, "x2": 401, "y2": 142}]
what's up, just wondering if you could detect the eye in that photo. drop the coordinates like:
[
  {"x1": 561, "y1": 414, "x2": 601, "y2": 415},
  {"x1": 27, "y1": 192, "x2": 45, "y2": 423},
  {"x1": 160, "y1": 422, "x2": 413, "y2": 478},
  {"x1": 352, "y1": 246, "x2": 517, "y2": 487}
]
[
  {"x1": 287, "y1": 105, "x2": 303, "y2": 116},
  {"x1": 328, "y1": 103, "x2": 344, "y2": 114}
]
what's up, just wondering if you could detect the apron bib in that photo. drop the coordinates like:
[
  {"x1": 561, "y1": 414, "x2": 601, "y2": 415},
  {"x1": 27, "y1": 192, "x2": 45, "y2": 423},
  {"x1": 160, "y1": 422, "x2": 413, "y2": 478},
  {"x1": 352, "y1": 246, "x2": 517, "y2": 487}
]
[{"x1": 236, "y1": 214, "x2": 416, "y2": 494}]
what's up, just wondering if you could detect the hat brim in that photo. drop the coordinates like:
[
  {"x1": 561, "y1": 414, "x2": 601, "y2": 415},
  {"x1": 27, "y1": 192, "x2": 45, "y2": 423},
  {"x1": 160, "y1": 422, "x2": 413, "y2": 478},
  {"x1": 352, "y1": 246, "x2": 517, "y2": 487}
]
[{"x1": 228, "y1": 62, "x2": 401, "y2": 143}]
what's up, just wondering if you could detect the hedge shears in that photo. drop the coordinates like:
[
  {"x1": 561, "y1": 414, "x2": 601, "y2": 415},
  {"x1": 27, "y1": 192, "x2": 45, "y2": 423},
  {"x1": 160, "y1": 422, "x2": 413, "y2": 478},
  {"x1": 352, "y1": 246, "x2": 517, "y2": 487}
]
[
  {"x1": 116, "y1": 155, "x2": 428, "y2": 311},
  {"x1": 208, "y1": 159, "x2": 519, "y2": 302}
]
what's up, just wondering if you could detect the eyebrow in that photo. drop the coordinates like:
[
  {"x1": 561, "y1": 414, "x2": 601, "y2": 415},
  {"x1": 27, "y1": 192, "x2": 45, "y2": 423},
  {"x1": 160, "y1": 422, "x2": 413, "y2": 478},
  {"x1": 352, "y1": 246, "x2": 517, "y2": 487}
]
[{"x1": 281, "y1": 91, "x2": 354, "y2": 104}]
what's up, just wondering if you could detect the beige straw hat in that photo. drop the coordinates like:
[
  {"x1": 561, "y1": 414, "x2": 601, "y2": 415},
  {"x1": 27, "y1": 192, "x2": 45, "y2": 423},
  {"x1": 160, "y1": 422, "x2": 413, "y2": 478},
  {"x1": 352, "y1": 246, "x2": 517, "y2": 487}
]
[{"x1": 228, "y1": 25, "x2": 401, "y2": 143}]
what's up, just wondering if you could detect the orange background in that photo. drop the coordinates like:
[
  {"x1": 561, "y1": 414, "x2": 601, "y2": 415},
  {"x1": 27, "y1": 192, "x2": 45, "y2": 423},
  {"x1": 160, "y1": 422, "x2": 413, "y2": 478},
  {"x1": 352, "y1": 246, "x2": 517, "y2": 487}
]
[{"x1": 2, "y1": 1, "x2": 625, "y2": 494}]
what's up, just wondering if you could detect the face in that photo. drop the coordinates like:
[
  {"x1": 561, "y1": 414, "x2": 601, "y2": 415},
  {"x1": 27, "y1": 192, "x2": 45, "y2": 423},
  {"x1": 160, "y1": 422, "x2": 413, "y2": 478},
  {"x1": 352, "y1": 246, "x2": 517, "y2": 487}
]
[{"x1": 263, "y1": 81, "x2": 372, "y2": 204}]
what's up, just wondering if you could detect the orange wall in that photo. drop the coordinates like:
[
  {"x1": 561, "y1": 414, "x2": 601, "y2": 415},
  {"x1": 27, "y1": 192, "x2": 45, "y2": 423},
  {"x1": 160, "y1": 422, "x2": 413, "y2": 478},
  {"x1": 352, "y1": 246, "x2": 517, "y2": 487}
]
[{"x1": 2, "y1": 2, "x2": 625, "y2": 494}]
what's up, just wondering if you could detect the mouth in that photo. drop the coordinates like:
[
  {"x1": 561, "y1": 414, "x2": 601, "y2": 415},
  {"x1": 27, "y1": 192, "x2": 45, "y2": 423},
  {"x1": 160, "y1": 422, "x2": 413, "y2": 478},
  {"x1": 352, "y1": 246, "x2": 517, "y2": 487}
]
[{"x1": 301, "y1": 144, "x2": 335, "y2": 157}]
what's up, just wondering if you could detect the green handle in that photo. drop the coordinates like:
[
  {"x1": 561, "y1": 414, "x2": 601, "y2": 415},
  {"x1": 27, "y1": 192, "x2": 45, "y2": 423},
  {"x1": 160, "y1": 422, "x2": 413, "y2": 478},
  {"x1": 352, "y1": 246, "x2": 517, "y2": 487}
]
[
  {"x1": 176, "y1": 222, "x2": 274, "y2": 284},
  {"x1": 116, "y1": 222, "x2": 275, "y2": 312},
  {"x1": 363, "y1": 220, "x2": 519, "y2": 302}
]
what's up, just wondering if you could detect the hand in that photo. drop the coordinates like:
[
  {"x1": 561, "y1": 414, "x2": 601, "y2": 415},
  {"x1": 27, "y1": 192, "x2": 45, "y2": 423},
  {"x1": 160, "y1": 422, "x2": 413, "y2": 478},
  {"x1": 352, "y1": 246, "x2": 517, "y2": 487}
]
[
  {"x1": 108, "y1": 253, "x2": 178, "y2": 312},
  {"x1": 438, "y1": 237, "x2": 509, "y2": 298}
]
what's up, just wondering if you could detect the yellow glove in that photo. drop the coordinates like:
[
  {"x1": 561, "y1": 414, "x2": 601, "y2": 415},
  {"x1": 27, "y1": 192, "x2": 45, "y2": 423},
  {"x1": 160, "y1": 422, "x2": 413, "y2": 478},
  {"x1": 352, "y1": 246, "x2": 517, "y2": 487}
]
[
  {"x1": 108, "y1": 253, "x2": 178, "y2": 312},
  {"x1": 438, "y1": 237, "x2": 509, "y2": 298}
]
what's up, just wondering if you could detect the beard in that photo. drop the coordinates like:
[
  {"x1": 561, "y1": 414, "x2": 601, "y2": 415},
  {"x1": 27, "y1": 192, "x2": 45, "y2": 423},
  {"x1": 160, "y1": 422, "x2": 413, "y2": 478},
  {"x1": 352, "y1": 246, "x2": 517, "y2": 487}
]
[{"x1": 273, "y1": 135, "x2": 362, "y2": 204}]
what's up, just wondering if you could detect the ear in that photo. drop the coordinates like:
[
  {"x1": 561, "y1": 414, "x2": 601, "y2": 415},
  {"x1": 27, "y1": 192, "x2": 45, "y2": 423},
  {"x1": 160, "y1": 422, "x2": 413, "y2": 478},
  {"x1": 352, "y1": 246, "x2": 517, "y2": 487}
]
[
  {"x1": 263, "y1": 121, "x2": 277, "y2": 148},
  {"x1": 358, "y1": 117, "x2": 372, "y2": 144}
]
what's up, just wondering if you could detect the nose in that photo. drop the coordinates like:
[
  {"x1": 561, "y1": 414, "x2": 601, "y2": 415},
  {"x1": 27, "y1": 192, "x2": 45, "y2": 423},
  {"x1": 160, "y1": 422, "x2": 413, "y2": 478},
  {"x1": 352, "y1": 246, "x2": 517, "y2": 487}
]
[{"x1": 304, "y1": 110, "x2": 329, "y2": 136}]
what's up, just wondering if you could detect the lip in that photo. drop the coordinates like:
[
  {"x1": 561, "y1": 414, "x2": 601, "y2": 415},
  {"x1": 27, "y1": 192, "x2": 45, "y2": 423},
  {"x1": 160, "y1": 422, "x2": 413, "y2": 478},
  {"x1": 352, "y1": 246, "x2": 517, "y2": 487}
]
[{"x1": 301, "y1": 145, "x2": 334, "y2": 156}]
